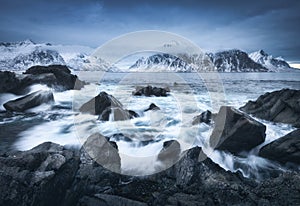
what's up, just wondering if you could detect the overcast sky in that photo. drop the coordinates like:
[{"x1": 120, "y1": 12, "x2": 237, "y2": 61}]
[{"x1": 0, "y1": 0, "x2": 299, "y2": 61}]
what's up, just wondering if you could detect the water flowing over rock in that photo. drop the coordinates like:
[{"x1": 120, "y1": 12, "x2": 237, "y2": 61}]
[
  {"x1": 210, "y1": 106, "x2": 266, "y2": 155},
  {"x1": 22, "y1": 65, "x2": 85, "y2": 91},
  {"x1": 144, "y1": 103, "x2": 160, "y2": 112},
  {"x1": 240, "y1": 89, "x2": 300, "y2": 128},
  {"x1": 259, "y1": 129, "x2": 300, "y2": 165},
  {"x1": 0, "y1": 142, "x2": 80, "y2": 206},
  {"x1": 132, "y1": 85, "x2": 170, "y2": 97},
  {"x1": 3, "y1": 90, "x2": 54, "y2": 112},
  {"x1": 79, "y1": 91, "x2": 137, "y2": 121},
  {"x1": 192, "y1": 110, "x2": 212, "y2": 125}
]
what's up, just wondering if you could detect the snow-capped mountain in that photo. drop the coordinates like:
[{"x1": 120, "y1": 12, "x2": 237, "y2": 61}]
[
  {"x1": 209, "y1": 49, "x2": 268, "y2": 72},
  {"x1": 249, "y1": 50, "x2": 292, "y2": 72},
  {"x1": 0, "y1": 40, "x2": 112, "y2": 71},
  {"x1": 129, "y1": 53, "x2": 196, "y2": 72}
]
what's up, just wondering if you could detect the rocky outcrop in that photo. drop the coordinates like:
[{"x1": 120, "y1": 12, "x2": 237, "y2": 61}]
[
  {"x1": 22, "y1": 65, "x2": 85, "y2": 91},
  {"x1": 259, "y1": 129, "x2": 300, "y2": 165},
  {"x1": 157, "y1": 140, "x2": 181, "y2": 168},
  {"x1": 210, "y1": 106, "x2": 266, "y2": 155},
  {"x1": 132, "y1": 85, "x2": 170, "y2": 97},
  {"x1": 0, "y1": 71, "x2": 21, "y2": 93},
  {"x1": 79, "y1": 92, "x2": 137, "y2": 121},
  {"x1": 192, "y1": 110, "x2": 212, "y2": 125},
  {"x1": 3, "y1": 90, "x2": 54, "y2": 112},
  {"x1": 0, "y1": 142, "x2": 80, "y2": 206},
  {"x1": 240, "y1": 89, "x2": 300, "y2": 128}
]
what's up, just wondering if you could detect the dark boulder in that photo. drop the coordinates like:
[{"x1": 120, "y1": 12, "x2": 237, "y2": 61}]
[
  {"x1": 133, "y1": 85, "x2": 170, "y2": 97},
  {"x1": 3, "y1": 90, "x2": 54, "y2": 112},
  {"x1": 240, "y1": 89, "x2": 300, "y2": 128},
  {"x1": 259, "y1": 129, "x2": 300, "y2": 165},
  {"x1": 210, "y1": 106, "x2": 266, "y2": 155},
  {"x1": 144, "y1": 103, "x2": 160, "y2": 112},
  {"x1": 157, "y1": 140, "x2": 181, "y2": 168},
  {"x1": 0, "y1": 71, "x2": 20, "y2": 93},
  {"x1": 0, "y1": 142, "x2": 80, "y2": 206},
  {"x1": 80, "y1": 92, "x2": 137, "y2": 121},
  {"x1": 192, "y1": 110, "x2": 212, "y2": 125},
  {"x1": 22, "y1": 65, "x2": 85, "y2": 91},
  {"x1": 82, "y1": 133, "x2": 121, "y2": 173}
]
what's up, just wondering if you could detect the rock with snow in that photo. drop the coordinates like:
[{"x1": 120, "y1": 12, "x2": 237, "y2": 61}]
[
  {"x1": 210, "y1": 106, "x2": 266, "y2": 155},
  {"x1": 209, "y1": 49, "x2": 268, "y2": 72},
  {"x1": 249, "y1": 50, "x2": 294, "y2": 72},
  {"x1": 3, "y1": 90, "x2": 54, "y2": 112}
]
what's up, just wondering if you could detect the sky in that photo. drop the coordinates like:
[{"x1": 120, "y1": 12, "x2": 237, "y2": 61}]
[{"x1": 0, "y1": 0, "x2": 299, "y2": 62}]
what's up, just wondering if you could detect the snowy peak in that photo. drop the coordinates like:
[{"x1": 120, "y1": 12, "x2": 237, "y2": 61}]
[
  {"x1": 249, "y1": 50, "x2": 291, "y2": 72},
  {"x1": 209, "y1": 49, "x2": 268, "y2": 72},
  {"x1": 129, "y1": 53, "x2": 195, "y2": 72}
]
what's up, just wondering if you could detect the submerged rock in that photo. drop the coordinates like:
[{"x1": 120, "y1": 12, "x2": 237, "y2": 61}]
[
  {"x1": 144, "y1": 103, "x2": 160, "y2": 112},
  {"x1": 240, "y1": 89, "x2": 300, "y2": 128},
  {"x1": 133, "y1": 85, "x2": 170, "y2": 97},
  {"x1": 259, "y1": 129, "x2": 300, "y2": 165},
  {"x1": 192, "y1": 110, "x2": 212, "y2": 125},
  {"x1": 210, "y1": 106, "x2": 266, "y2": 155},
  {"x1": 3, "y1": 90, "x2": 54, "y2": 112}
]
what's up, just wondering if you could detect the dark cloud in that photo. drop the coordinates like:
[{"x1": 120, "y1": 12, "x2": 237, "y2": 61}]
[{"x1": 0, "y1": 0, "x2": 299, "y2": 61}]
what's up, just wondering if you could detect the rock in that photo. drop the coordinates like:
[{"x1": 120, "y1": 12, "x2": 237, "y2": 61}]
[
  {"x1": 22, "y1": 65, "x2": 85, "y2": 91},
  {"x1": 240, "y1": 89, "x2": 300, "y2": 128},
  {"x1": 210, "y1": 106, "x2": 266, "y2": 155},
  {"x1": 157, "y1": 140, "x2": 181, "y2": 168},
  {"x1": 0, "y1": 142, "x2": 80, "y2": 206},
  {"x1": 0, "y1": 71, "x2": 20, "y2": 93},
  {"x1": 80, "y1": 92, "x2": 137, "y2": 121},
  {"x1": 133, "y1": 85, "x2": 170, "y2": 97},
  {"x1": 144, "y1": 103, "x2": 160, "y2": 112},
  {"x1": 259, "y1": 129, "x2": 300, "y2": 165},
  {"x1": 3, "y1": 90, "x2": 54, "y2": 112},
  {"x1": 82, "y1": 133, "x2": 121, "y2": 173},
  {"x1": 78, "y1": 194, "x2": 148, "y2": 206},
  {"x1": 192, "y1": 110, "x2": 212, "y2": 125}
]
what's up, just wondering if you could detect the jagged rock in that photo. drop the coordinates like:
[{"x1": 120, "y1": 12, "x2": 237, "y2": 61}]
[
  {"x1": 82, "y1": 133, "x2": 121, "y2": 173},
  {"x1": 210, "y1": 106, "x2": 266, "y2": 155},
  {"x1": 133, "y1": 86, "x2": 170, "y2": 97},
  {"x1": 240, "y1": 89, "x2": 300, "y2": 128},
  {"x1": 3, "y1": 90, "x2": 54, "y2": 112},
  {"x1": 22, "y1": 65, "x2": 85, "y2": 91},
  {"x1": 80, "y1": 92, "x2": 137, "y2": 121},
  {"x1": 259, "y1": 129, "x2": 300, "y2": 165},
  {"x1": 0, "y1": 71, "x2": 20, "y2": 93},
  {"x1": 144, "y1": 103, "x2": 160, "y2": 112},
  {"x1": 0, "y1": 142, "x2": 80, "y2": 206},
  {"x1": 192, "y1": 110, "x2": 212, "y2": 125}
]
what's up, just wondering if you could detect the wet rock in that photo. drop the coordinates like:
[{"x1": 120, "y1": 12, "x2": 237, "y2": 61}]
[
  {"x1": 240, "y1": 89, "x2": 300, "y2": 128},
  {"x1": 22, "y1": 65, "x2": 85, "y2": 91},
  {"x1": 133, "y1": 85, "x2": 170, "y2": 97},
  {"x1": 3, "y1": 90, "x2": 54, "y2": 112},
  {"x1": 157, "y1": 140, "x2": 181, "y2": 168},
  {"x1": 82, "y1": 133, "x2": 121, "y2": 173},
  {"x1": 144, "y1": 103, "x2": 160, "y2": 112},
  {"x1": 77, "y1": 194, "x2": 148, "y2": 206},
  {"x1": 0, "y1": 142, "x2": 80, "y2": 206},
  {"x1": 192, "y1": 110, "x2": 212, "y2": 125},
  {"x1": 0, "y1": 71, "x2": 20, "y2": 93},
  {"x1": 210, "y1": 106, "x2": 266, "y2": 155},
  {"x1": 259, "y1": 129, "x2": 300, "y2": 165}
]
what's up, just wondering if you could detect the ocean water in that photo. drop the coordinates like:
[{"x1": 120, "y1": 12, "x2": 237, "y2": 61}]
[{"x1": 1, "y1": 71, "x2": 300, "y2": 178}]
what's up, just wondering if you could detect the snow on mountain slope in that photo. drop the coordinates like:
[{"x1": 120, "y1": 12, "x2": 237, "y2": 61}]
[{"x1": 249, "y1": 50, "x2": 293, "y2": 72}]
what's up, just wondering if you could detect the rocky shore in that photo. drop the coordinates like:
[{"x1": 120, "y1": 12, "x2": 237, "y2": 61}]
[{"x1": 0, "y1": 66, "x2": 300, "y2": 205}]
